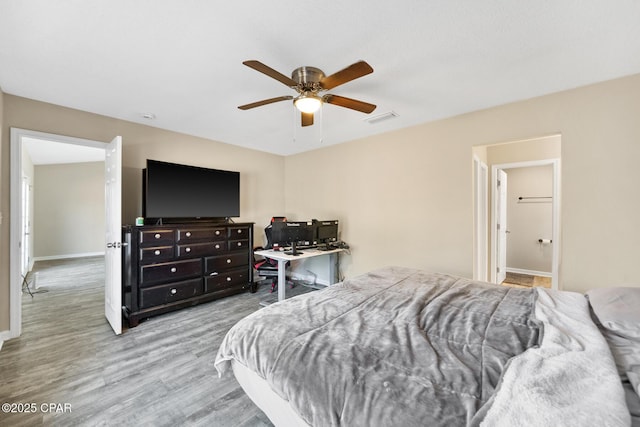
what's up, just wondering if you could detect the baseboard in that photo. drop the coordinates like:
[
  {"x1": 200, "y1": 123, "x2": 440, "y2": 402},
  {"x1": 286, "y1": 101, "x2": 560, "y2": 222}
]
[
  {"x1": 0, "y1": 330, "x2": 14, "y2": 351},
  {"x1": 33, "y1": 251, "x2": 105, "y2": 262},
  {"x1": 506, "y1": 267, "x2": 552, "y2": 278}
]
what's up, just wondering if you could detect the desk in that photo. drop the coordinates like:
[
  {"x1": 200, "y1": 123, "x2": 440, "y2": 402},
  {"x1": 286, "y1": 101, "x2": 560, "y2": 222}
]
[{"x1": 254, "y1": 248, "x2": 343, "y2": 302}]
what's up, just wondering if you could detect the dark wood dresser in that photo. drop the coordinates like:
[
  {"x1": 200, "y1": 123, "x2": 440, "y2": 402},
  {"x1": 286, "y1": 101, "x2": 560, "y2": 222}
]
[{"x1": 122, "y1": 222, "x2": 254, "y2": 327}]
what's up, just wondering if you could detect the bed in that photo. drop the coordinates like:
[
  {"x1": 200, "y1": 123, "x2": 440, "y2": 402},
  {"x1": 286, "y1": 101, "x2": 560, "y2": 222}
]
[{"x1": 215, "y1": 266, "x2": 640, "y2": 426}]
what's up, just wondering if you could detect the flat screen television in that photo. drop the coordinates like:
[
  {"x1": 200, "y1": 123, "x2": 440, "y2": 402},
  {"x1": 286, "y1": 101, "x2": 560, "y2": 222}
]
[{"x1": 143, "y1": 159, "x2": 240, "y2": 220}]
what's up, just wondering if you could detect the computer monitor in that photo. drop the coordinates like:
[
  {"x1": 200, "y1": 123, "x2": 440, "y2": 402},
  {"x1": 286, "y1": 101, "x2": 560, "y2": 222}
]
[
  {"x1": 270, "y1": 221, "x2": 314, "y2": 248},
  {"x1": 314, "y1": 220, "x2": 339, "y2": 244}
]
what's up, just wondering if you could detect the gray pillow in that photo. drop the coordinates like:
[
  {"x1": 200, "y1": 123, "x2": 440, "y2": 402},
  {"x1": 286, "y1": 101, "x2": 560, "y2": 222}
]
[
  {"x1": 587, "y1": 286, "x2": 640, "y2": 340},
  {"x1": 586, "y1": 286, "x2": 640, "y2": 398}
]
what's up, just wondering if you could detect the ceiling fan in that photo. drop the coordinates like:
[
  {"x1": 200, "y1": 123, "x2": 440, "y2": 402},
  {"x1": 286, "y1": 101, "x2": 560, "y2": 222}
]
[{"x1": 238, "y1": 60, "x2": 376, "y2": 127}]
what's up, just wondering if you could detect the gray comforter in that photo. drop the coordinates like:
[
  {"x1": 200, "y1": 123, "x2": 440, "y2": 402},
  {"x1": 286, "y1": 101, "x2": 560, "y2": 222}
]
[{"x1": 215, "y1": 267, "x2": 540, "y2": 426}]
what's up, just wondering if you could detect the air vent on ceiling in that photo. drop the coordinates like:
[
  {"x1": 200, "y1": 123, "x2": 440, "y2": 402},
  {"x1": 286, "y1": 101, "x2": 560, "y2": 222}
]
[{"x1": 363, "y1": 111, "x2": 398, "y2": 124}]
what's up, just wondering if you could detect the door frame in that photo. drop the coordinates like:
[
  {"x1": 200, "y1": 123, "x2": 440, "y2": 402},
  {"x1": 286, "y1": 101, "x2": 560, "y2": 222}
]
[
  {"x1": 489, "y1": 158, "x2": 561, "y2": 289},
  {"x1": 8, "y1": 128, "x2": 110, "y2": 339},
  {"x1": 473, "y1": 156, "x2": 489, "y2": 282}
]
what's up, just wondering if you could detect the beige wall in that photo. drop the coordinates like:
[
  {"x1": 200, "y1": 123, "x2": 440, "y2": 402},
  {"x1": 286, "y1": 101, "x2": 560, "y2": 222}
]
[
  {"x1": 0, "y1": 95, "x2": 285, "y2": 332},
  {"x1": 2, "y1": 73, "x2": 640, "y2": 333},
  {"x1": 285, "y1": 73, "x2": 640, "y2": 294},
  {"x1": 486, "y1": 135, "x2": 561, "y2": 165},
  {"x1": 33, "y1": 162, "x2": 105, "y2": 259}
]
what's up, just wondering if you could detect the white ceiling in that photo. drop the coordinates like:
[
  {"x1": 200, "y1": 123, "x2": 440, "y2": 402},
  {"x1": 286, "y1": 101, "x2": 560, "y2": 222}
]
[{"x1": 2, "y1": 1, "x2": 640, "y2": 156}]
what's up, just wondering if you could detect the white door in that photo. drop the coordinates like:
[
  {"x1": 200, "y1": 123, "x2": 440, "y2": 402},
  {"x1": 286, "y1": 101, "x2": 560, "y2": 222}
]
[
  {"x1": 105, "y1": 136, "x2": 122, "y2": 335},
  {"x1": 21, "y1": 176, "x2": 31, "y2": 275},
  {"x1": 496, "y1": 169, "x2": 508, "y2": 284}
]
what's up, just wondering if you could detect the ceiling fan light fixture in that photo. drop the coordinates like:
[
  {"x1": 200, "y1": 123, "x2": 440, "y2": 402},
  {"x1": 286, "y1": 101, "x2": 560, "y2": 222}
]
[{"x1": 294, "y1": 94, "x2": 322, "y2": 113}]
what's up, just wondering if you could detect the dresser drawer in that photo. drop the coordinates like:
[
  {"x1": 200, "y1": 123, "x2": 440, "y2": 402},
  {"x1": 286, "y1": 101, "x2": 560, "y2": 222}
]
[
  {"x1": 140, "y1": 259, "x2": 202, "y2": 286},
  {"x1": 205, "y1": 252, "x2": 249, "y2": 274},
  {"x1": 139, "y1": 278, "x2": 203, "y2": 309},
  {"x1": 139, "y1": 245, "x2": 175, "y2": 263},
  {"x1": 176, "y1": 242, "x2": 218, "y2": 258},
  {"x1": 228, "y1": 239, "x2": 249, "y2": 251},
  {"x1": 176, "y1": 227, "x2": 226, "y2": 242},
  {"x1": 139, "y1": 229, "x2": 175, "y2": 246},
  {"x1": 204, "y1": 269, "x2": 248, "y2": 293},
  {"x1": 228, "y1": 226, "x2": 250, "y2": 239}
]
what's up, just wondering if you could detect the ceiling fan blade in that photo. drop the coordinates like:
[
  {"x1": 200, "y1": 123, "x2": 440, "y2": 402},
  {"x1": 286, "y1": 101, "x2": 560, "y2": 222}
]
[
  {"x1": 243, "y1": 60, "x2": 299, "y2": 88},
  {"x1": 301, "y1": 112, "x2": 314, "y2": 127},
  {"x1": 323, "y1": 94, "x2": 376, "y2": 114},
  {"x1": 238, "y1": 96, "x2": 293, "y2": 110},
  {"x1": 321, "y1": 60, "x2": 374, "y2": 90}
]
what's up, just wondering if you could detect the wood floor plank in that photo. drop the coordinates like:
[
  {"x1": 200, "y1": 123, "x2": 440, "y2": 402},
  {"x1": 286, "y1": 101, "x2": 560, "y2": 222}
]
[{"x1": 0, "y1": 256, "x2": 274, "y2": 426}]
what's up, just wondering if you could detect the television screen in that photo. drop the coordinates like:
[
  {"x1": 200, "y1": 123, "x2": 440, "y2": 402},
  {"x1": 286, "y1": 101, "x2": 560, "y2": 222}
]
[{"x1": 144, "y1": 159, "x2": 240, "y2": 219}]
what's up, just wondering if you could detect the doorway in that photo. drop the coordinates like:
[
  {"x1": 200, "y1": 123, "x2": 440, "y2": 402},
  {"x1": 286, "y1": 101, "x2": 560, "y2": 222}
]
[
  {"x1": 9, "y1": 128, "x2": 121, "y2": 338},
  {"x1": 491, "y1": 160, "x2": 559, "y2": 289},
  {"x1": 472, "y1": 135, "x2": 561, "y2": 290}
]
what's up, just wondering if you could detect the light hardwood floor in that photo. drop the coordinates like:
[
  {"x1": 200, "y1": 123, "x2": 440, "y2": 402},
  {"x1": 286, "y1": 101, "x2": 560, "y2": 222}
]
[
  {"x1": 0, "y1": 256, "x2": 274, "y2": 427},
  {"x1": 501, "y1": 272, "x2": 552, "y2": 289}
]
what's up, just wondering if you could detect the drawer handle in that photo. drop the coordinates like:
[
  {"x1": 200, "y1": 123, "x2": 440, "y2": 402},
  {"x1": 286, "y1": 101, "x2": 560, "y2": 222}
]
[
  {"x1": 170, "y1": 288, "x2": 177, "y2": 295},
  {"x1": 154, "y1": 250, "x2": 160, "y2": 255},
  {"x1": 209, "y1": 272, "x2": 218, "y2": 276},
  {"x1": 215, "y1": 230, "x2": 221, "y2": 236},
  {"x1": 154, "y1": 233, "x2": 161, "y2": 239},
  {"x1": 170, "y1": 267, "x2": 177, "y2": 273},
  {"x1": 226, "y1": 259, "x2": 232, "y2": 264},
  {"x1": 226, "y1": 277, "x2": 232, "y2": 282},
  {"x1": 237, "y1": 229, "x2": 242, "y2": 234},
  {"x1": 186, "y1": 232, "x2": 191, "y2": 237},
  {"x1": 237, "y1": 242, "x2": 242, "y2": 247},
  {"x1": 215, "y1": 244, "x2": 220, "y2": 249},
  {"x1": 185, "y1": 247, "x2": 191, "y2": 253}
]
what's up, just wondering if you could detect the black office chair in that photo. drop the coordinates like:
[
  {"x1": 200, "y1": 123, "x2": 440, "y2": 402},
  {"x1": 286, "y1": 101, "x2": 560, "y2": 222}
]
[
  {"x1": 253, "y1": 248, "x2": 280, "y2": 293},
  {"x1": 253, "y1": 217, "x2": 289, "y2": 293}
]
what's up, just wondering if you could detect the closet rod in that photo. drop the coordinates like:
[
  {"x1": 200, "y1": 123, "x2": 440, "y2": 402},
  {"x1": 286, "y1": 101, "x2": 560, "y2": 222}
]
[{"x1": 518, "y1": 196, "x2": 552, "y2": 200}]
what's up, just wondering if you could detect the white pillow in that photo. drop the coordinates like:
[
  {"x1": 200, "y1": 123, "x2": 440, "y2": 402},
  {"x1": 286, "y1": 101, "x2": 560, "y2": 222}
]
[
  {"x1": 586, "y1": 286, "x2": 640, "y2": 397},
  {"x1": 587, "y1": 286, "x2": 640, "y2": 341}
]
